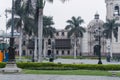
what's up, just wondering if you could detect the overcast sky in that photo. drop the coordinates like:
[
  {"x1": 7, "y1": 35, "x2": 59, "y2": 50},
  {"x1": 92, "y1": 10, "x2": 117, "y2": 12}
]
[{"x1": 0, "y1": 0, "x2": 106, "y2": 31}]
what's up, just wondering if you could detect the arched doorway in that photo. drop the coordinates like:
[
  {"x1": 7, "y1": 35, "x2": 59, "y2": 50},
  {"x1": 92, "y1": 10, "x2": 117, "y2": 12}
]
[
  {"x1": 47, "y1": 50, "x2": 51, "y2": 56},
  {"x1": 94, "y1": 45, "x2": 101, "y2": 56}
]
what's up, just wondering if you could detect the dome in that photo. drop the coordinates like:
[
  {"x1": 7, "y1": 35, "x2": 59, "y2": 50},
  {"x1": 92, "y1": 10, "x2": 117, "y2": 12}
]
[
  {"x1": 87, "y1": 13, "x2": 104, "y2": 29},
  {"x1": 87, "y1": 19, "x2": 104, "y2": 27}
]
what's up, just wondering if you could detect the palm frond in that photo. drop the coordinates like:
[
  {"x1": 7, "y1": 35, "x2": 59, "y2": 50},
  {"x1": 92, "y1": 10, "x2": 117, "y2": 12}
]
[
  {"x1": 103, "y1": 19, "x2": 120, "y2": 40},
  {"x1": 7, "y1": 18, "x2": 21, "y2": 30},
  {"x1": 47, "y1": 0, "x2": 53, "y2": 3},
  {"x1": 66, "y1": 16, "x2": 85, "y2": 38},
  {"x1": 24, "y1": 0, "x2": 34, "y2": 16},
  {"x1": 43, "y1": 16, "x2": 54, "y2": 27},
  {"x1": 68, "y1": 28, "x2": 75, "y2": 37},
  {"x1": 65, "y1": 25, "x2": 73, "y2": 30},
  {"x1": 60, "y1": 0, "x2": 69, "y2": 3},
  {"x1": 66, "y1": 20, "x2": 73, "y2": 23}
]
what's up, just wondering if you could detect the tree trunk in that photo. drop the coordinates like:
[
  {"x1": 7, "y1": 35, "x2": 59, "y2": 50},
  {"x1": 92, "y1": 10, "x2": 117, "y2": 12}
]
[
  {"x1": 34, "y1": 36, "x2": 37, "y2": 62},
  {"x1": 43, "y1": 38, "x2": 46, "y2": 58},
  {"x1": 19, "y1": 28, "x2": 22, "y2": 61},
  {"x1": 38, "y1": 8, "x2": 43, "y2": 62},
  {"x1": 110, "y1": 39, "x2": 112, "y2": 58},
  {"x1": 80, "y1": 38, "x2": 82, "y2": 56},
  {"x1": 74, "y1": 38, "x2": 77, "y2": 59}
]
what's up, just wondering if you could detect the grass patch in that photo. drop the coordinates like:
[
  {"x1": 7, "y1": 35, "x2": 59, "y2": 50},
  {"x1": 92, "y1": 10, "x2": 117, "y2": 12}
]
[
  {"x1": 58, "y1": 56, "x2": 106, "y2": 59},
  {"x1": 22, "y1": 69, "x2": 113, "y2": 76},
  {"x1": 115, "y1": 72, "x2": 120, "y2": 76}
]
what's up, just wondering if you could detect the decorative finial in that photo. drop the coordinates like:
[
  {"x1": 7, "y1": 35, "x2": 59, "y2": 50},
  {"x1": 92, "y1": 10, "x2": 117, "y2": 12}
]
[{"x1": 94, "y1": 12, "x2": 99, "y2": 19}]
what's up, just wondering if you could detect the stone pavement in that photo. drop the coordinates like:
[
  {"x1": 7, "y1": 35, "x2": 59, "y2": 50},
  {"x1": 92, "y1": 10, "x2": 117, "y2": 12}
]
[
  {"x1": 0, "y1": 74, "x2": 119, "y2": 80},
  {"x1": 52, "y1": 58, "x2": 120, "y2": 64}
]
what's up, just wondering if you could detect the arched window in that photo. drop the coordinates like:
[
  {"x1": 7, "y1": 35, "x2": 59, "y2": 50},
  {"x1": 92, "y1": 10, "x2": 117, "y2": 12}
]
[
  {"x1": 62, "y1": 50, "x2": 64, "y2": 55},
  {"x1": 62, "y1": 32, "x2": 64, "y2": 36},
  {"x1": 114, "y1": 6, "x2": 119, "y2": 16},
  {"x1": 56, "y1": 50, "x2": 59, "y2": 55},
  {"x1": 56, "y1": 32, "x2": 59, "y2": 36},
  {"x1": 67, "y1": 50, "x2": 70, "y2": 55},
  {"x1": 47, "y1": 50, "x2": 51, "y2": 56},
  {"x1": 48, "y1": 39, "x2": 51, "y2": 45}
]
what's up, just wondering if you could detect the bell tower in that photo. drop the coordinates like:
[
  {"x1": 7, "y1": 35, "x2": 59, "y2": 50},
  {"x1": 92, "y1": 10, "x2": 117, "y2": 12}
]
[
  {"x1": 105, "y1": 0, "x2": 120, "y2": 21},
  {"x1": 105, "y1": 0, "x2": 120, "y2": 55}
]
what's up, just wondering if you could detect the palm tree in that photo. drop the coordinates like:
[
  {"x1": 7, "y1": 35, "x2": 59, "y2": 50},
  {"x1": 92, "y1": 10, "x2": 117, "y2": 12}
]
[
  {"x1": 25, "y1": 15, "x2": 55, "y2": 61},
  {"x1": 43, "y1": 16, "x2": 55, "y2": 37},
  {"x1": 23, "y1": 0, "x2": 56, "y2": 62},
  {"x1": 7, "y1": 0, "x2": 34, "y2": 61},
  {"x1": 65, "y1": 16, "x2": 86, "y2": 59},
  {"x1": 35, "y1": 0, "x2": 68, "y2": 62},
  {"x1": 103, "y1": 19, "x2": 120, "y2": 57},
  {"x1": 43, "y1": 16, "x2": 56, "y2": 58}
]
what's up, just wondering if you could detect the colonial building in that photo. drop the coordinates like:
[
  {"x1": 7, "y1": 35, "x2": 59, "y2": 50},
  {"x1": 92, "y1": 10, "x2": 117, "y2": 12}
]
[
  {"x1": 87, "y1": 13, "x2": 106, "y2": 56},
  {"x1": 44, "y1": 14, "x2": 106, "y2": 57},
  {"x1": 43, "y1": 30, "x2": 73, "y2": 57},
  {"x1": 44, "y1": 0, "x2": 120, "y2": 57},
  {"x1": 105, "y1": 0, "x2": 120, "y2": 56},
  {"x1": 13, "y1": 0, "x2": 120, "y2": 58}
]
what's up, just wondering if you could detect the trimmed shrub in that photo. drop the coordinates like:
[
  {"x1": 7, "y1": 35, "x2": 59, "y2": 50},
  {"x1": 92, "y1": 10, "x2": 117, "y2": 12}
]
[
  {"x1": 0, "y1": 63, "x2": 6, "y2": 68},
  {"x1": 1, "y1": 62, "x2": 120, "y2": 71},
  {"x1": 16, "y1": 62, "x2": 120, "y2": 70}
]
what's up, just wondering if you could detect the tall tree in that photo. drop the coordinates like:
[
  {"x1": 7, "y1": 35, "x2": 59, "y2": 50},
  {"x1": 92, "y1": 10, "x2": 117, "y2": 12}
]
[
  {"x1": 103, "y1": 19, "x2": 120, "y2": 57},
  {"x1": 35, "y1": 0, "x2": 68, "y2": 62},
  {"x1": 43, "y1": 16, "x2": 55, "y2": 37},
  {"x1": 65, "y1": 16, "x2": 86, "y2": 59},
  {"x1": 43, "y1": 16, "x2": 56, "y2": 58},
  {"x1": 7, "y1": 0, "x2": 34, "y2": 61},
  {"x1": 25, "y1": 15, "x2": 56, "y2": 61}
]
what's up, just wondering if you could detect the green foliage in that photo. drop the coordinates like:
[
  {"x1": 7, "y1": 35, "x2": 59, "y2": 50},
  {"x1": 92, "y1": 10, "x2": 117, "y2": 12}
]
[
  {"x1": 16, "y1": 62, "x2": 120, "y2": 70},
  {"x1": 1, "y1": 62, "x2": 119, "y2": 71},
  {"x1": 58, "y1": 56, "x2": 106, "y2": 59},
  {"x1": 0, "y1": 63, "x2": 6, "y2": 68},
  {"x1": 22, "y1": 69, "x2": 112, "y2": 76},
  {"x1": 58, "y1": 56, "x2": 75, "y2": 59},
  {"x1": 65, "y1": 16, "x2": 86, "y2": 38},
  {"x1": 103, "y1": 19, "x2": 120, "y2": 40}
]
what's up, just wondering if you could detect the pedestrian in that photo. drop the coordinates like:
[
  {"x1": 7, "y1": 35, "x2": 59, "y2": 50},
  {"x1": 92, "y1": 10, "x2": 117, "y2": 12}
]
[
  {"x1": 0, "y1": 50, "x2": 4, "y2": 62},
  {"x1": 4, "y1": 49, "x2": 9, "y2": 62},
  {"x1": 106, "y1": 54, "x2": 111, "y2": 62}
]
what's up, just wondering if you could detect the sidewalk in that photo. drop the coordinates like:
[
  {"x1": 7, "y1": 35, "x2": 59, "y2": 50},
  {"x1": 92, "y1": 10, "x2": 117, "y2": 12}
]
[
  {"x1": 0, "y1": 74, "x2": 119, "y2": 80},
  {"x1": 52, "y1": 58, "x2": 120, "y2": 64}
]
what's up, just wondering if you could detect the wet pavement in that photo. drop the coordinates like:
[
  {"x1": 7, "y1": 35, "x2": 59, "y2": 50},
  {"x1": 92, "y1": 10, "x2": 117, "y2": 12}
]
[{"x1": 0, "y1": 74, "x2": 119, "y2": 80}]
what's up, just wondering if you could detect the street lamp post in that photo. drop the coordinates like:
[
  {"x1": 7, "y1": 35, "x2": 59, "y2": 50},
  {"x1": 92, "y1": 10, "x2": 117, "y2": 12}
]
[
  {"x1": 8, "y1": 0, "x2": 15, "y2": 62},
  {"x1": 94, "y1": 27, "x2": 102, "y2": 64},
  {"x1": 1, "y1": 0, "x2": 21, "y2": 73},
  {"x1": 98, "y1": 28, "x2": 102, "y2": 64},
  {"x1": 5, "y1": 9, "x2": 8, "y2": 48}
]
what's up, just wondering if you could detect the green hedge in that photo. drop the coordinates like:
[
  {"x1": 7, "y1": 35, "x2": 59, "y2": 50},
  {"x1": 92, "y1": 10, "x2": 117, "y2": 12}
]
[
  {"x1": 1, "y1": 62, "x2": 120, "y2": 70},
  {"x1": 16, "y1": 62, "x2": 120, "y2": 70},
  {"x1": 0, "y1": 63, "x2": 6, "y2": 68}
]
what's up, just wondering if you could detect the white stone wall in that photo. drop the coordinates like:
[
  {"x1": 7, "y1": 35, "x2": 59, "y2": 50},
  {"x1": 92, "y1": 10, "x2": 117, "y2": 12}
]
[
  {"x1": 81, "y1": 30, "x2": 89, "y2": 56},
  {"x1": 54, "y1": 30, "x2": 68, "y2": 39},
  {"x1": 105, "y1": 0, "x2": 120, "y2": 54},
  {"x1": 105, "y1": 0, "x2": 120, "y2": 20}
]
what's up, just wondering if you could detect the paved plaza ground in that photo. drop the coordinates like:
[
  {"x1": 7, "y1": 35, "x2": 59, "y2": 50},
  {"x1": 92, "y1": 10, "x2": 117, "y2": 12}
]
[
  {"x1": 47, "y1": 58, "x2": 120, "y2": 64},
  {"x1": 0, "y1": 74, "x2": 119, "y2": 80}
]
